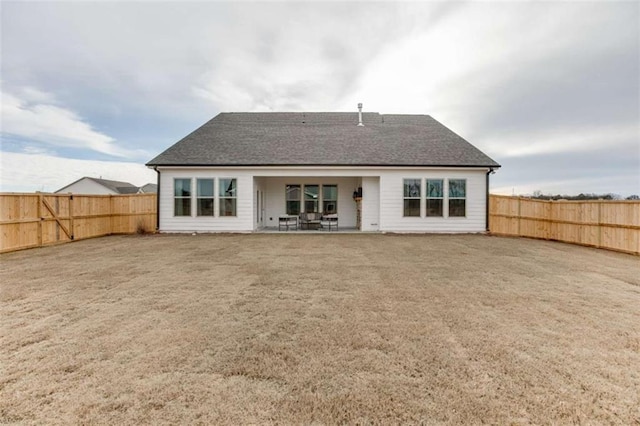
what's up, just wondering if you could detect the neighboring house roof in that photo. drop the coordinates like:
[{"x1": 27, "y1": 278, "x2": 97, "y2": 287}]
[
  {"x1": 139, "y1": 183, "x2": 158, "y2": 193},
  {"x1": 146, "y1": 112, "x2": 500, "y2": 168},
  {"x1": 56, "y1": 177, "x2": 140, "y2": 194}
]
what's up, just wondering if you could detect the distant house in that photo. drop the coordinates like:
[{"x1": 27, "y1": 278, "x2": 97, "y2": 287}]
[
  {"x1": 146, "y1": 107, "x2": 500, "y2": 232},
  {"x1": 138, "y1": 183, "x2": 158, "y2": 194},
  {"x1": 55, "y1": 177, "x2": 157, "y2": 195}
]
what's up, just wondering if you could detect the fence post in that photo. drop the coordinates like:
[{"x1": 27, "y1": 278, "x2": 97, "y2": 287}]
[
  {"x1": 37, "y1": 192, "x2": 43, "y2": 248},
  {"x1": 517, "y1": 197, "x2": 521, "y2": 236},
  {"x1": 69, "y1": 194, "x2": 74, "y2": 240},
  {"x1": 109, "y1": 195, "x2": 113, "y2": 235},
  {"x1": 598, "y1": 201, "x2": 602, "y2": 249}
]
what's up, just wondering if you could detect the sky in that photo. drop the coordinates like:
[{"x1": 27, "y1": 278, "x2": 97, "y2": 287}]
[{"x1": 1, "y1": 1, "x2": 639, "y2": 196}]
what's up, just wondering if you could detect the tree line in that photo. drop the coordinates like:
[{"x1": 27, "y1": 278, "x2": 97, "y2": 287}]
[{"x1": 529, "y1": 191, "x2": 639, "y2": 201}]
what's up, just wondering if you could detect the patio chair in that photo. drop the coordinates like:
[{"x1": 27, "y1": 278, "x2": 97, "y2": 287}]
[
  {"x1": 320, "y1": 214, "x2": 338, "y2": 231},
  {"x1": 278, "y1": 215, "x2": 298, "y2": 231}
]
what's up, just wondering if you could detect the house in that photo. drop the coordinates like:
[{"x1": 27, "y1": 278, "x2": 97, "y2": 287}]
[
  {"x1": 138, "y1": 183, "x2": 159, "y2": 194},
  {"x1": 146, "y1": 107, "x2": 500, "y2": 232},
  {"x1": 55, "y1": 177, "x2": 157, "y2": 195}
]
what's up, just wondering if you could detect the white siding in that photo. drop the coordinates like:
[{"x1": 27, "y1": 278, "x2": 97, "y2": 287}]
[
  {"x1": 379, "y1": 169, "x2": 487, "y2": 232},
  {"x1": 361, "y1": 177, "x2": 380, "y2": 231},
  {"x1": 157, "y1": 166, "x2": 489, "y2": 233}
]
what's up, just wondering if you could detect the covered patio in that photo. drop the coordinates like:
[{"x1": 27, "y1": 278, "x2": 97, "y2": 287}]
[{"x1": 253, "y1": 175, "x2": 367, "y2": 231}]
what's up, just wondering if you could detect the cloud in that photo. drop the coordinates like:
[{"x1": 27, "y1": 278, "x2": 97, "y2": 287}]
[
  {"x1": 1, "y1": 2, "x2": 637, "y2": 197},
  {"x1": 0, "y1": 151, "x2": 156, "y2": 193},
  {"x1": 479, "y1": 124, "x2": 639, "y2": 158},
  {"x1": 1, "y1": 87, "x2": 148, "y2": 159},
  {"x1": 192, "y1": 3, "x2": 458, "y2": 112}
]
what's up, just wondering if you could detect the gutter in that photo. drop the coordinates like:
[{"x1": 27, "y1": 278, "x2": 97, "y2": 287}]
[
  {"x1": 153, "y1": 166, "x2": 160, "y2": 231},
  {"x1": 146, "y1": 162, "x2": 502, "y2": 168},
  {"x1": 486, "y1": 168, "x2": 495, "y2": 232}
]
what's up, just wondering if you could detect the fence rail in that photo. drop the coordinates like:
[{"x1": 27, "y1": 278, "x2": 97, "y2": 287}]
[
  {"x1": 489, "y1": 195, "x2": 640, "y2": 255},
  {"x1": 1, "y1": 193, "x2": 156, "y2": 253}
]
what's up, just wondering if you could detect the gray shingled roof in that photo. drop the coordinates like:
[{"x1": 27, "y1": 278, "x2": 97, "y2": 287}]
[
  {"x1": 139, "y1": 183, "x2": 158, "y2": 193},
  {"x1": 146, "y1": 112, "x2": 500, "y2": 168},
  {"x1": 56, "y1": 177, "x2": 142, "y2": 194},
  {"x1": 87, "y1": 177, "x2": 138, "y2": 194}
]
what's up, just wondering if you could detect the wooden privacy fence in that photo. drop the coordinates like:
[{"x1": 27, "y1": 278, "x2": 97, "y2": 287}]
[
  {"x1": 489, "y1": 195, "x2": 640, "y2": 255},
  {"x1": 1, "y1": 193, "x2": 157, "y2": 253}
]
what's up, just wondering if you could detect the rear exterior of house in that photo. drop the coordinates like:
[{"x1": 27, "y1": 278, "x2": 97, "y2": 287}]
[{"x1": 147, "y1": 111, "x2": 500, "y2": 233}]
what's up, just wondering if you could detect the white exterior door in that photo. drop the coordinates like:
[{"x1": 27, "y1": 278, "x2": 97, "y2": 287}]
[{"x1": 361, "y1": 177, "x2": 380, "y2": 231}]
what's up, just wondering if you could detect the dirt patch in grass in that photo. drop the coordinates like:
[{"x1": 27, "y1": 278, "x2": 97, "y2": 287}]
[{"x1": 1, "y1": 234, "x2": 639, "y2": 424}]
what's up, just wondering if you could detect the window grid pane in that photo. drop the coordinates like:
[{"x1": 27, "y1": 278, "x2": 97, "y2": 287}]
[
  {"x1": 220, "y1": 179, "x2": 237, "y2": 198},
  {"x1": 220, "y1": 199, "x2": 237, "y2": 217},
  {"x1": 286, "y1": 201, "x2": 300, "y2": 216},
  {"x1": 286, "y1": 185, "x2": 301, "y2": 201},
  {"x1": 197, "y1": 179, "x2": 214, "y2": 197},
  {"x1": 404, "y1": 179, "x2": 421, "y2": 198},
  {"x1": 426, "y1": 180, "x2": 443, "y2": 198},
  {"x1": 449, "y1": 199, "x2": 466, "y2": 217},
  {"x1": 426, "y1": 199, "x2": 443, "y2": 217},
  {"x1": 174, "y1": 198, "x2": 191, "y2": 217},
  {"x1": 449, "y1": 179, "x2": 466, "y2": 198},
  {"x1": 197, "y1": 199, "x2": 214, "y2": 216},
  {"x1": 404, "y1": 200, "x2": 420, "y2": 217},
  {"x1": 174, "y1": 178, "x2": 191, "y2": 197}
]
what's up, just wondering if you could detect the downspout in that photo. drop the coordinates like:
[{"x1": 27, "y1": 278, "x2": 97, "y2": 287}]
[
  {"x1": 154, "y1": 167, "x2": 160, "y2": 232},
  {"x1": 486, "y1": 168, "x2": 494, "y2": 232}
]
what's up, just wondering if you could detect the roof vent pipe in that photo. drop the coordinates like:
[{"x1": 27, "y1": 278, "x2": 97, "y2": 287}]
[{"x1": 357, "y1": 103, "x2": 364, "y2": 126}]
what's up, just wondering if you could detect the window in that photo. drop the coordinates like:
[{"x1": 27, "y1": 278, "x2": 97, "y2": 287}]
[
  {"x1": 426, "y1": 179, "x2": 444, "y2": 217},
  {"x1": 448, "y1": 179, "x2": 466, "y2": 217},
  {"x1": 403, "y1": 179, "x2": 421, "y2": 217},
  {"x1": 304, "y1": 185, "x2": 319, "y2": 213},
  {"x1": 285, "y1": 185, "x2": 301, "y2": 215},
  {"x1": 174, "y1": 178, "x2": 192, "y2": 216},
  {"x1": 219, "y1": 178, "x2": 237, "y2": 216},
  {"x1": 322, "y1": 185, "x2": 338, "y2": 214},
  {"x1": 196, "y1": 179, "x2": 214, "y2": 216}
]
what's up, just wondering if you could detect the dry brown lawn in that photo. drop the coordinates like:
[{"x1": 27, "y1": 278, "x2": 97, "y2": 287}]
[{"x1": 1, "y1": 234, "x2": 639, "y2": 424}]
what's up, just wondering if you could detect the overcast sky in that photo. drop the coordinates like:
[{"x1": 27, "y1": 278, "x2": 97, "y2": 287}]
[{"x1": 1, "y1": 1, "x2": 638, "y2": 196}]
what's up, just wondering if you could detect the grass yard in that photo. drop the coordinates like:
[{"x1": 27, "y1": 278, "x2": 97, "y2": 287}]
[{"x1": 1, "y1": 234, "x2": 639, "y2": 424}]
